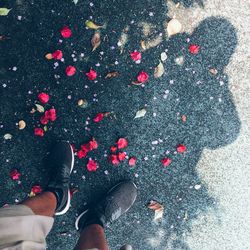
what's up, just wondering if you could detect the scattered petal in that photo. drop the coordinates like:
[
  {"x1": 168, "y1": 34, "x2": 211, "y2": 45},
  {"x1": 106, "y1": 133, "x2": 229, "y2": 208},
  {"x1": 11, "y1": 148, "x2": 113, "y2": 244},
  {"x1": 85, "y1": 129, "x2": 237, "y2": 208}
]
[
  {"x1": 31, "y1": 185, "x2": 42, "y2": 194},
  {"x1": 118, "y1": 152, "x2": 126, "y2": 161},
  {"x1": 134, "y1": 108, "x2": 147, "y2": 119},
  {"x1": 130, "y1": 51, "x2": 142, "y2": 61},
  {"x1": 34, "y1": 128, "x2": 44, "y2": 137},
  {"x1": 86, "y1": 159, "x2": 98, "y2": 172},
  {"x1": 88, "y1": 138, "x2": 98, "y2": 150},
  {"x1": 109, "y1": 154, "x2": 120, "y2": 165},
  {"x1": 154, "y1": 61, "x2": 164, "y2": 78},
  {"x1": 66, "y1": 65, "x2": 76, "y2": 76},
  {"x1": 38, "y1": 92, "x2": 49, "y2": 104},
  {"x1": 77, "y1": 149, "x2": 87, "y2": 159},
  {"x1": 209, "y1": 68, "x2": 218, "y2": 75},
  {"x1": 85, "y1": 20, "x2": 104, "y2": 30},
  {"x1": 91, "y1": 31, "x2": 101, "y2": 51},
  {"x1": 61, "y1": 26, "x2": 72, "y2": 38},
  {"x1": 137, "y1": 71, "x2": 149, "y2": 83},
  {"x1": 86, "y1": 69, "x2": 97, "y2": 80},
  {"x1": 181, "y1": 115, "x2": 187, "y2": 122},
  {"x1": 167, "y1": 18, "x2": 182, "y2": 37},
  {"x1": 18, "y1": 120, "x2": 26, "y2": 130},
  {"x1": 148, "y1": 200, "x2": 164, "y2": 221},
  {"x1": 40, "y1": 115, "x2": 49, "y2": 125},
  {"x1": 117, "y1": 138, "x2": 128, "y2": 149},
  {"x1": 161, "y1": 158, "x2": 172, "y2": 167},
  {"x1": 128, "y1": 157, "x2": 137, "y2": 166},
  {"x1": 0, "y1": 8, "x2": 11, "y2": 16},
  {"x1": 175, "y1": 56, "x2": 184, "y2": 65},
  {"x1": 52, "y1": 50, "x2": 63, "y2": 60},
  {"x1": 189, "y1": 44, "x2": 200, "y2": 54},
  {"x1": 93, "y1": 113, "x2": 104, "y2": 122},
  {"x1": 177, "y1": 144, "x2": 186, "y2": 153},
  {"x1": 110, "y1": 146, "x2": 117, "y2": 152},
  {"x1": 10, "y1": 169, "x2": 21, "y2": 180},
  {"x1": 45, "y1": 108, "x2": 57, "y2": 121}
]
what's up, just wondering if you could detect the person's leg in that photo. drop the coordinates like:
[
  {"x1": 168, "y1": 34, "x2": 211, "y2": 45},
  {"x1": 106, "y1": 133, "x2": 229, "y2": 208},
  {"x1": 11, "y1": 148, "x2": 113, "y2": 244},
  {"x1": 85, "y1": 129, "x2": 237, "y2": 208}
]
[
  {"x1": 21, "y1": 191, "x2": 57, "y2": 217},
  {"x1": 74, "y1": 181, "x2": 137, "y2": 250},
  {"x1": 74, "y1": 224, "x2": 108, "y2": 250}
]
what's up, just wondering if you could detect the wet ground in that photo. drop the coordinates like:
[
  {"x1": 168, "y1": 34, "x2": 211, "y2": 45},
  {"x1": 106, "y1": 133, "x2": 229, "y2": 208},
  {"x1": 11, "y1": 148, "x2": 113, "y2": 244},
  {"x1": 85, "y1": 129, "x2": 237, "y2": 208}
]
[{"x1": 0, "y1": 0, "x2": 249, "y2": 249}]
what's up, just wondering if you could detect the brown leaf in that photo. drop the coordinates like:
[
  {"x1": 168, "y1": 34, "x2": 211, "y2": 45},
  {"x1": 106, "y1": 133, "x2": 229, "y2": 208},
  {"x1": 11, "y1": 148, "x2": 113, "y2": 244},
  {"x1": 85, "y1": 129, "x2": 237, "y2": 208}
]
[
  {"x1": 18, "y1": 120, "x2": 26, "y2": 130},
  {"x1": 209, "y1": 68, "x2": 218, "y2": 75},
  {"x1": 148, "y1": 200, "x2": 164, "y2": 221},
  {"x1": 91, "y1": 31, "x2": 101, "y2": 51},
  {"x1": 154, "y1": 61, "x2": 164, "y2": 78},
  {"x1": 45, "y1": 53, "x2": 53, "y2": 60},
  {"x1": 105, "y1": 71, "x2": 119, "y2": 79}
]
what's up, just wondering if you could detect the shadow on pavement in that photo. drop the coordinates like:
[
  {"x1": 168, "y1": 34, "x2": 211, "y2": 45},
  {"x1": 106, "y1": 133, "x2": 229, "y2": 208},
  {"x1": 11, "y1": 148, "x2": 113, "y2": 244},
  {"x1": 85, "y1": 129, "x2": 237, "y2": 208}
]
[{"x1": 0, "y1": 0, "x2": 240, "y2": 249}]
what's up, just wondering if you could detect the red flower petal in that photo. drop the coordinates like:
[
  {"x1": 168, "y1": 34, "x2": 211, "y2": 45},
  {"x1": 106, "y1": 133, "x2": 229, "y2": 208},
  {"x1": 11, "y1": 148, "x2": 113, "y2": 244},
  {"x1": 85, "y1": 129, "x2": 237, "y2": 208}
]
[
  {"x1": 109, "y1": 154, "x2": 120, "y2": 165},
  {"x1": 47, "y1": 108, "x2": 57, "y2": 121},
  {"x1": 118, "y1": 152, "x2": 126, "y2": 161},
  {"x1": 38, "y1": 92, "x2": 49, "y2": 104},
  {"x1": 161, "y1": 158, "x2": 172, "y2": 167},
  {"x1": 86, "y1": 159, "x2": 98, "y2": 172},
  {"x1": 89, "y1": 139, "x2": 98, "y2": 150},
  {"x1": 93, "y1": 113, "x2": 104, "y2": 123},
  {"x1": 77, "y1": 149, "x2": 87, "y2": 159},
  {"x1": 189, "y1": 44, "x2": 200, "y2": 54},
  {"x1": 137, "y1": 71, "x2": 149, "y2": 83},
  {"x1": 130, "y1": 51, "x2": 142, "y2": 61},
  {"x1": 10, "y1": 169, "x2": 21, "y2": 180},
  {"x1": 116, "y1": 138, "x2": 128, "y2": 149},
  {"x1": 52, "y1": 50, "x2": 63, "y2": 60},
  {"x1": 34, "y1": 128, "x2": 44, "y2": 137},
  {"x1": 66, "y1": 66, "x2": 76, "y2": 76},
  {"x1": 177, "y1": 144, "x2": 186, "y2": 153},
  {"x1": 110, "y1": 146, "x2": 117, "y2": 152},
  {"x1": 86, "y1": 69, "x2": 97, "y2": 81},
  {"x1": 60, "y1": 25, "x2": 72, "y2": 38},
  {"x1": 81, "y1": 143, "x2": 91, "y2": 152},
  {"x1": 128, "y1": 157, "x2": 137, "y2": 166},
  {"x1": 40, "y1": 115, "x2": 49, "y2": 125},
  {"x1": 31, "y1": 185, "x2": 42, "y2": 194}
]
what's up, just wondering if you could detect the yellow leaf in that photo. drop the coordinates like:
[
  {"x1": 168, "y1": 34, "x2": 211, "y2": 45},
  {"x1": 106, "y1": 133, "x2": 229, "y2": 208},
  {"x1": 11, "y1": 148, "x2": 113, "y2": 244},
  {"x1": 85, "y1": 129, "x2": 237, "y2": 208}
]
[{"x1": 85, "y1": 20, "x2": 104, "y2": 30}]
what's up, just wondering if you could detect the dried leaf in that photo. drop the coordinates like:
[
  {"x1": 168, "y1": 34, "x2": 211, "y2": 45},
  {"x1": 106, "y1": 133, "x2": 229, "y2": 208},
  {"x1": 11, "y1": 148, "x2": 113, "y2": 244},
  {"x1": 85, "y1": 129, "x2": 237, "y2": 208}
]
[
  {"x1": 35, "y1": 104, "x2": 45, "y2": 113},
  {"x1": 4, "y1": 133, "x2": 12, "y2": 140},
  {"x1": 77, "y1": 99, "x2": 88, "y2": 108},
  {"x1": 154, "y1": 61, "x2": 164, "y2": 78},
  {"x1": 134, "y1": 108, "x2": 147, "y2": 119},
  {"x1": 45, "y1": 53, "x2": 53, "y2": 60},
  {"x1": 43, "y1": 126, "x2": 48, "y2": 132},
  {"x1": 117, "y1": 28, "x2": 129, "y2": 53},
  {"x1": 0, "y1": 8, "x2": 11, "y2": 16},
  {"x1": 140, "y1": 40, "x2": 146, "y2": 51},
  {"x1": 209, "y1": 68, "x2": 218, "y2": 75},
  {"x1": 85, "y1": 20, "x2": 104, "y2": 30},
  {"x1": 91, "y1": 31, "x2": 101, "y2": 51},
  {"x1": 161, "y1": 52, "x2": 167, "y2": 62},
  {"x1": 18, "y1": 120, "x2": 26, "y2": 130},
  {"x1": 105, "y1": 71, "x2": 119, "y2": 79},
  {"x1": 167, "y1": 18, "x2": 182, "y2": 37},
  {"x1": 148, "y1": 200, "x2": 164, "y2": 221},
  {"x1": 175, "y1": 56, "x2": 184, "y2": 65}
]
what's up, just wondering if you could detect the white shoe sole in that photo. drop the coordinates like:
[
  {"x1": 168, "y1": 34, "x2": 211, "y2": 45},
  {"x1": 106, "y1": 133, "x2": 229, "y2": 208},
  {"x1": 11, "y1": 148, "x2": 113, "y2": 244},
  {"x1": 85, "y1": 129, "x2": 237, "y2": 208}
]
[{"x1": 55, "y1": 144, "x2": 75, "y2": 216}]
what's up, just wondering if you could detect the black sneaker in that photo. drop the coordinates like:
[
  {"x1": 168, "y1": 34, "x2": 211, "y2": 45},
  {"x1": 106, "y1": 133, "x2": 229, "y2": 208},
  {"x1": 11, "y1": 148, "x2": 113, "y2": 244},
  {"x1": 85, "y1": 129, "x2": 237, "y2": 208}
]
[
  {"x1": 75, "y1": 181, "x2": 137, "y2": 230},
  {"x1": 46, "y1": 141, "x2": 74, "y2": 216}
]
